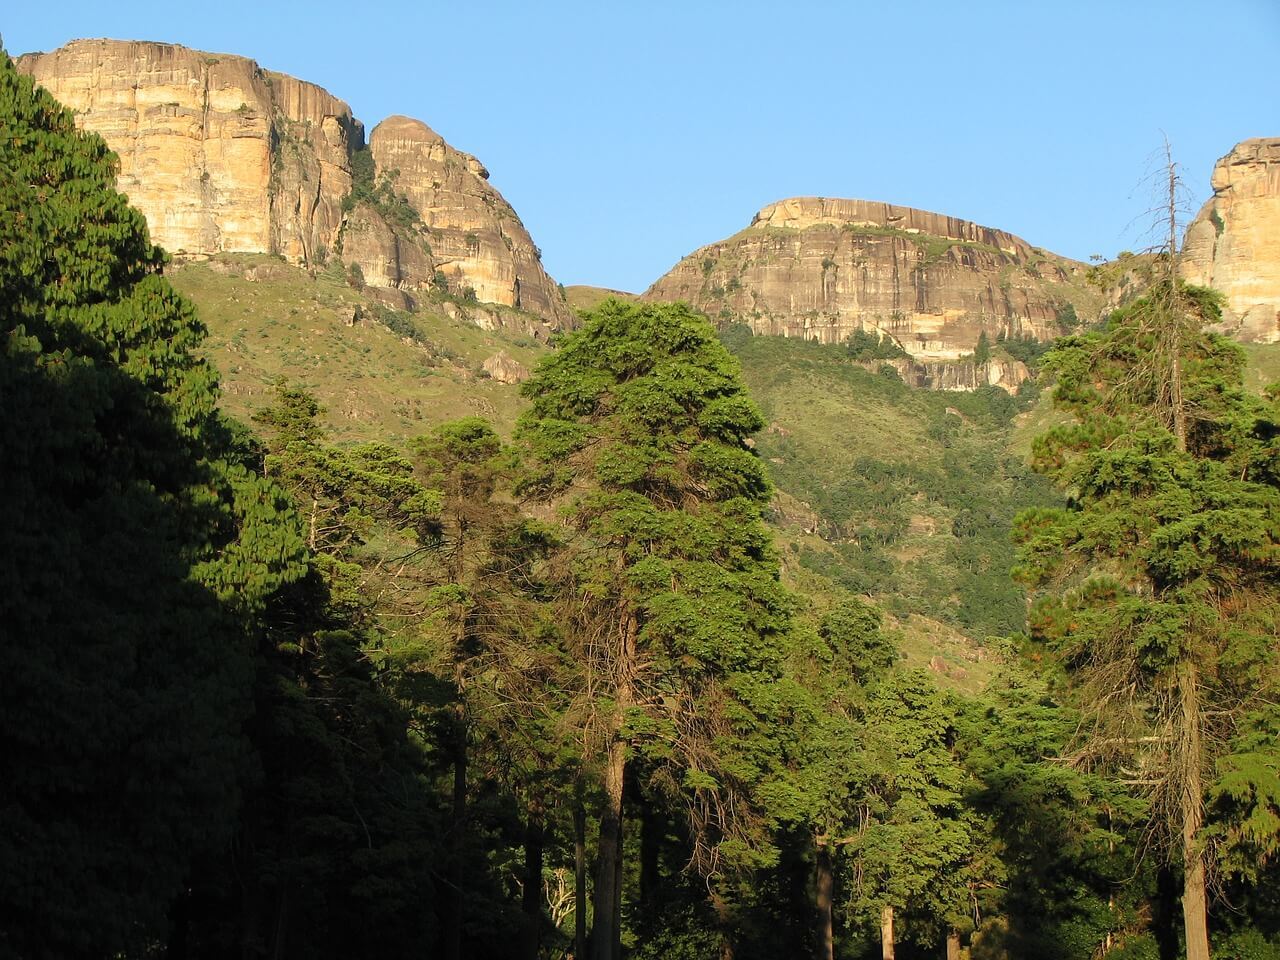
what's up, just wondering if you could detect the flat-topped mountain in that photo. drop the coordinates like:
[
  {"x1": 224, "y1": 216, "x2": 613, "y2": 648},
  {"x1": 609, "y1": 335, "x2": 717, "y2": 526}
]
[
  {"x1": 644, "y1": 196, "x2": 1102, "y2": 360},
  {"x1": 16, "y1": 39, "x2": 573, "y2": 330},
  {"x1": 1182, "y1": 137, "x2": 1280, "y2": 343}
]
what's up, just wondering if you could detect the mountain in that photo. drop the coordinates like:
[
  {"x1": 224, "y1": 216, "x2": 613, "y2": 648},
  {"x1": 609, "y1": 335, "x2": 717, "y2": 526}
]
[
  {"x1": 1182, "y1": 137, "x2": 1280, "y2": 343},
  {"x1": 644, "y1": 196, "x2": 1104, "y2": 365},
  {"x1": 15, "y1": 39, "x2": 573, "y2": 331}
]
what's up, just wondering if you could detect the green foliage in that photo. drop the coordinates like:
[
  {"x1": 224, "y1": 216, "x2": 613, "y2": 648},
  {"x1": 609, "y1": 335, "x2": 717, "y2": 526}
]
[
  {"x1": 996, "y1": 328, "x2": 1054, "y2": 369},
  {"x1": 519, "y1": 298, "x2": 796, "y2": 871},
  {"x1": 845, "y1": 327, "x2": 908, "y2": 361},
  {"x1": 974, "y1": 330, "x2": 992, "y2": 366},
  {"x1": 0, "y1": 52, "x2": 309, "y2": 955},
  {"x1": 341, "y1": 144, "x2": 421, "y2": 232},
  {"x1": 957, "y1": 670, "x2": 1148, "y2": 958},
  {"x1": 722, "y1": 331, "x2": 1057, "y2": 642},
  {"x1": 1015, "y1": 279, "x2": 1280, "y2": 951}
]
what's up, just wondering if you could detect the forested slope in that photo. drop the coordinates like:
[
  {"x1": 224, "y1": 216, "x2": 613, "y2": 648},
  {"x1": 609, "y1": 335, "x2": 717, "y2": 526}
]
[{"x1": 6, "y1": 48, "x2": 1280, "y2": 960}]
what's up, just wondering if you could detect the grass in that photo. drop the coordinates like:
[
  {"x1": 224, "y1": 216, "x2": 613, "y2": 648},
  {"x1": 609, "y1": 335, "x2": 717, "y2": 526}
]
[
  {"x1": 170, "y1": 254, "x2": 546, "y2": 441},
  {"x1": 1241, "y1": 342, "x2": 1280, "y2": 395},
  {"x1": 564, "y1": 285, "x2": 639, "y2": 312},
  {"x1": 725, "y1": 329, "x2": 1058, "y2": 654}
]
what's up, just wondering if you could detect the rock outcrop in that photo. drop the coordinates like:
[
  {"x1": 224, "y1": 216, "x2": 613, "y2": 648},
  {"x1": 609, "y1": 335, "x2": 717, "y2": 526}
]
[
  {"x1": 482, "y1": 350, "x2": 530, "y2": 384},
  {"x1": 16, "y1": 39, "x2": 572, "y2": 330},
  {"x1": 1182, "y1": 138, "x2": 1280, "y2": 343},
  {"x1": 875, "y1": 356, "x2": 1030, "y2": 392},
  {"x1": 340, "y1": 116, "x2": 573, "y2": 327},
  {"x1": 645, "y1": 197, "x2": 1102, "y2": 360},
  {"x1": 16, "y1": 39, "x2": 360, "y2": 264}
]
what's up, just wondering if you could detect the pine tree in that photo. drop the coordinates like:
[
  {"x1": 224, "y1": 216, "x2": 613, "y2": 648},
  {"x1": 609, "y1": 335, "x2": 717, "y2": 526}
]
[
  {"x1": 846, "y1": 671, "x2": 972, "y2": 960},
  {"x1": 1014, "y1": 238, "x2": 1280, "y2": 960},
  {"x1": 517, "y1": 299, "x2": 794, "y2": 960},
  {"x1": 0, "y1": 52, "x2": 309, "y2": 955}
]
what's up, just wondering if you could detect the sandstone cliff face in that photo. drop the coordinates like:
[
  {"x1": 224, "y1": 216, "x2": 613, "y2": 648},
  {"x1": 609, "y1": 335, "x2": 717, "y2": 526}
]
[
  {"x1": 16, "y1": 39, "x2": 571, "y2": 330},
  {"x1": 16, "y1": 39, "x2": 360, "y2": 263},
  {"x1": 1182, "y1": 138, "x2": 1280, "y2": 343},
  {"x1": 645, "y1": 197, "x2": 1101, "y2": 360},
  {"x1": 343, "y1": 116, "x2": 573, "y2": 328},
  {"x1": 876, "y1": 356, "x2": 1030, "y2": 392}
]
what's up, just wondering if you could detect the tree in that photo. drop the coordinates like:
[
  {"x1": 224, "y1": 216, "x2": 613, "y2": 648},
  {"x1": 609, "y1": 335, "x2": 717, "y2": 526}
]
[
  {"x1": 0, "y1": 51, "x2": 309, "y2": 955},
  {"x1": 518, "y1": 299, "x2": 794, "y2": 960},
  {"x1": 407, "y1": 418, "x2": 569, "y2": 960},
  {"x1": 845, "y1": 671, "x2": 972, "y2": 960},
  {"x1": 1014, "y1": 215, "x2": 1280, "y2": 959},
  {"x1": 957, "y1": 669, "x2": 1149, "y2": 960},
  {"x1": 973, "y1": 330, "x2": 992, "y2": 367}
]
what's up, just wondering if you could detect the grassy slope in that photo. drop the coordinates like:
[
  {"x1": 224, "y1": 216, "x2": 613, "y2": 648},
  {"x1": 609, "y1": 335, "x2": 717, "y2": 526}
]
[
  {"x1": 171, "y1": 255, "x2": 545, "y2": 441},
  {"x1": 723, "y1": 328, "x2": 1057, "y2": 692},
  {"x1": 1242, "y1": 343, "x2": 1280, "y2": 394},
  {"x1": 173, "y1": 269, "x2": 1277, "y2": 693},
  {"x1": 564, "y1": 285, "x2": 640, "y2": 312}
]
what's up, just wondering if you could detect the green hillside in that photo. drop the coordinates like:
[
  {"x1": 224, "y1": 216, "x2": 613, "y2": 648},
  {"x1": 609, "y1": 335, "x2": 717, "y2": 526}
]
[
  {"x1": 170, "y1": 255, "x2": 547, "y2": 441},
  {"x1": 179, "y1": 268, "x2": 1051, "y2": 688},
  {"x1": 720, "y1": 327, "x2": 1057, "y2": 649},
  {"x1": 177, "y1": 270, "x2": 1277, "y2": 693}
]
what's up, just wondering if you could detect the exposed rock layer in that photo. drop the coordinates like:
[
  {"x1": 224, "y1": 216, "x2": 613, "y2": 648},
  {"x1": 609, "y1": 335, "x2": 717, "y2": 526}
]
[
  {"x1": 16, "y1": 39, "x2": 571, "y2": 329},
  {"x1": 1182, "y1": 138, "x2": 1280, "y2": 343},
  {"x1": 645, "y1": 197, "x2": 1102, "y2": 360}
]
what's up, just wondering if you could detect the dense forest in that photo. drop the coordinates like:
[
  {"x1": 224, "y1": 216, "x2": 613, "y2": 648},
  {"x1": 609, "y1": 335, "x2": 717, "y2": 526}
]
[{"x1": 2, "y1": 51, "x2": 1280, "y2": 960}]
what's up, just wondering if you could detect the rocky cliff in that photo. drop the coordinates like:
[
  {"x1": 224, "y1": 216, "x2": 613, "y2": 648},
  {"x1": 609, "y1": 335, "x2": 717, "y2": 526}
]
[
  {"x1": 644, "y1": 197, "x2": 1102, "y2": 360},
  {"x1": 342, "y1": 115, "x2": 572, "y2": 326},
  {"x1": 16, "y1": 39, "x2": 572, "y2": 330},
  {"x1": 1181, "y1": 138, "x2": 1280, "y2": 343}
]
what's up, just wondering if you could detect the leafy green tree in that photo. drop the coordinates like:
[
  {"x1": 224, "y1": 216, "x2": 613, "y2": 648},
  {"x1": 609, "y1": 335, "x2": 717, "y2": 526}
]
[
  {"x1": 518, "y1": 299, "x2": 794, "y2": 960},
  {"x1": 0, "y1": 51, "x2": 309, "y2": 956},
  {"x1": 1014, "y1": 267, "x2": 1280, "y2": 960},
  {"x1": 767, "y1": 599, "x2": 897, "y2": 960},
  {"x1": 845, "y1": 671, "x2": 972, "y2": 960},
  {"x1": 957, "y1": 669, "x2": 1149, "y2": 959},
  {"x1": 406, "y1": 418, "x2": 571, "y2": 960}
]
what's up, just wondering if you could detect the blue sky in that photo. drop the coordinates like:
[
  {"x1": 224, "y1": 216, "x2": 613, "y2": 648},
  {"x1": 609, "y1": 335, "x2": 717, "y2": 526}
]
[{"x1": 6, "y1": 1, "x2": 1278, "y2": 292}]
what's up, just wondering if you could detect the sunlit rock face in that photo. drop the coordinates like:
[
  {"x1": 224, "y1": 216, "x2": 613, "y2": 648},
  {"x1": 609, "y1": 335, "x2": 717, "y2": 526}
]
[
  {"x1": 17, "y1": 39, "x2": 360, "y2": 263},
  {"x1": 355, "y1": 116, "x2": 574, "y2": 327},
  {"x1": 645, "y1": 196, "x2": 1101, "y2": 361},
  {"x1": 16, "y1": 39, "x2": 573, "y2": 330},
  {"x1": 1182, "y1": 138, "x2": 1280, "y2": 344}
]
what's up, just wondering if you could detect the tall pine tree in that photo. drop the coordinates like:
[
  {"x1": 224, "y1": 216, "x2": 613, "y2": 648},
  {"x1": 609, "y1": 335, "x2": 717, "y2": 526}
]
[{"x1": 518, "y1": 299, "x2": 795, "y2": 960}]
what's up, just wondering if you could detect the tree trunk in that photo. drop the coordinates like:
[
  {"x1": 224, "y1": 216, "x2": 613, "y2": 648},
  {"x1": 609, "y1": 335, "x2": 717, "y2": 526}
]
[
  {"x1": 592, "y1": 609, "x2": 635, "y2": 960},
  {"x1": 710, "y1": 887, "x2": 735, "y2": 960},
  {"x1": 443, "y1": 715, "x2": 467, "y2": 960},
  {"x1": 612, "y1": 806, "x2": 624, "y2": 960},
  {"x1": 947, "y1": 930, "x2": 962, "y2": 960},
  {"x1": 1179, "y1": 664, "x2": 1211, "y2": 960},
  {"x1": 575, "y1": 796, "x2": 588, "y2": 960},
  {"x1": 814, "y1": 838, "x2": 834, "y2": 960},
  {"x1": 880, "y1": 904, "x2": 895, "y2": 960},
  {"x1": 521, "y1": 818, "x2": 544, "y2": 960},
  {"x1": 271, "y1": 887, "x2": 288, "y2": 960},
  {"x1": 591, "y1": 736, "x2": 626, "y2": 960}
]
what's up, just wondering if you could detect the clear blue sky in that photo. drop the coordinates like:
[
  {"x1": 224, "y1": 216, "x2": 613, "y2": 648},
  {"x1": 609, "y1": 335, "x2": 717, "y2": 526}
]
[{"x1": 6, "y1": 1, "x2": 1278, "y2": 292}]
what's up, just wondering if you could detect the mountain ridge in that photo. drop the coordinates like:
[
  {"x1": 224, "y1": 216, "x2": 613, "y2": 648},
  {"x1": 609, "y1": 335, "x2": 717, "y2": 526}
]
[{"x1": 15, "y1": 38, "x2": 574, "y2": 331}]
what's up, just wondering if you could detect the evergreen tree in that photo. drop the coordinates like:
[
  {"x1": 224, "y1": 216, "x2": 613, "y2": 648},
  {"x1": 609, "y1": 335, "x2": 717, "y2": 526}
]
[
  {"x1": 1014, "y1": 269, "x2": 1280, "y2": 960},
  {"x1": 517, "y1": 299, "x2": 794, "y2": 960},
  {"x1": 845, "y1": 671, "x2": 972, "y2": 960},
  {"x1": 0, "y1": 52, "x2": 309, "y2": 956},
  {"x1": 973, "y1": 330, "x2": 992, "y2": 367}
]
